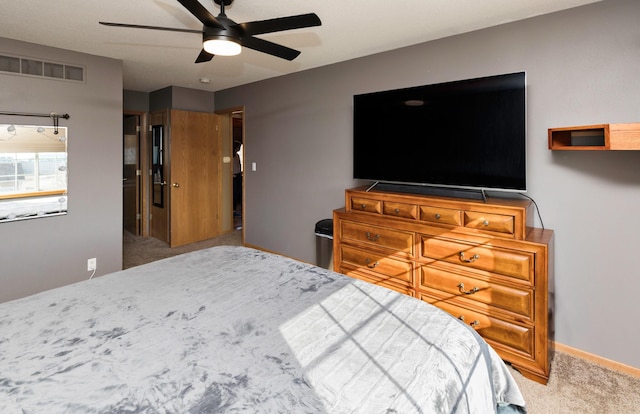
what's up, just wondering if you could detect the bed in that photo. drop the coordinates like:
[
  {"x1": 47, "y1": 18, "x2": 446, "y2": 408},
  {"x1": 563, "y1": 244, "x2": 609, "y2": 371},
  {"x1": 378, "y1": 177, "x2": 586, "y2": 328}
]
[{"x1": 0, "y1": 245, "x2": 526, "y2": 413}]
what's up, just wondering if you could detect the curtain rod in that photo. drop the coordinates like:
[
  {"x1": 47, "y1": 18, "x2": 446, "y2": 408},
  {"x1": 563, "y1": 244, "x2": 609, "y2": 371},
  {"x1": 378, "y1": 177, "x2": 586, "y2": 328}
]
[{"x1": 0, "y1": 111, "x2": 70, "y2": 119}]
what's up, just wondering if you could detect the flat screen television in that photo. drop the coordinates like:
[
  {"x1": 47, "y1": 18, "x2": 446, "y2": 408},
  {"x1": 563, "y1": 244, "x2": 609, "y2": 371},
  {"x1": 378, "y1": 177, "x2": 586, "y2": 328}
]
[{"x1": 353, "y1": 72, "x2": 526, "y2": 196}]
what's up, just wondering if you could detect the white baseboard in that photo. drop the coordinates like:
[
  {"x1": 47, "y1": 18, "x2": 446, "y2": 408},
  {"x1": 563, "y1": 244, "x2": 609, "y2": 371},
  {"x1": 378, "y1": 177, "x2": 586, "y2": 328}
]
[{"x1": 554, "y1": 342, "x2": 640, "y2": 379}]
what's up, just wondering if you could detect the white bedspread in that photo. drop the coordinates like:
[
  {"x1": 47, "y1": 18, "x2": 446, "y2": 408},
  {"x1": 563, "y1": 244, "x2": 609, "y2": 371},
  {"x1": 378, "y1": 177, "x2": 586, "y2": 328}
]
[{"x1": 0, "y1": 246, "x2": 525, "y2": 413}]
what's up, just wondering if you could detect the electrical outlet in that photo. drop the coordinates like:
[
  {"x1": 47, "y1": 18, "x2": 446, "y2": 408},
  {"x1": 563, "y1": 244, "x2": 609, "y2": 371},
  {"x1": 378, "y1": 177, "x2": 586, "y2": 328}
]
[{"x1": 87, "y1": 258, "x2": 97, "y2": 271}]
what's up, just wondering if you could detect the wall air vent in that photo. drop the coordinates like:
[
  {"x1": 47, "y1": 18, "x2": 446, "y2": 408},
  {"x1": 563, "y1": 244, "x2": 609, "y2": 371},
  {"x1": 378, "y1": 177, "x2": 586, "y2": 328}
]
[{"x1": 0, "y1": 54, "x2": 84, "y2": 82}]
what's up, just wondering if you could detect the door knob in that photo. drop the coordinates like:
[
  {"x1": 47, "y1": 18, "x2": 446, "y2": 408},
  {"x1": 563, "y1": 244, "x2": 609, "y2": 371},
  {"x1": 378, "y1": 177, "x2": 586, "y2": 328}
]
[{"x1": 172, "y1": 183, "x2": 180, "y2": 188}]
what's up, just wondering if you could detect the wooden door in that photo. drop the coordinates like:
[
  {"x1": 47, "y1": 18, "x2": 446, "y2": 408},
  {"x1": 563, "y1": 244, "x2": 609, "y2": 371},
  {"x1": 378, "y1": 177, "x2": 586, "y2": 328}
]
[
  {"x1": 122, "y1": 115, "x2": 140, "y2": 235},
  {"x1": 149, "y1": 110, "x2": 169, "y2": 243},
  {"x1": 169, "y1": 109, "x2": 221, "y2": 247}
]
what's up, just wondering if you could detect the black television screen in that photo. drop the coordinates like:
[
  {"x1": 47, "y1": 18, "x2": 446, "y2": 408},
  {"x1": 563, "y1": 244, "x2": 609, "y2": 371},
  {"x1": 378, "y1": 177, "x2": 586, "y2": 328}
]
[{"x1": 353, "y1": 72, "x2": 526, "y2": 193}]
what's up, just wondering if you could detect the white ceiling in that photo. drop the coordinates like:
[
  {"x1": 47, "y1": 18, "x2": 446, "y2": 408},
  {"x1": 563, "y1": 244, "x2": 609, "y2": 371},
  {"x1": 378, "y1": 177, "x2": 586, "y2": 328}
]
[{"x1": 1, "y1": 0, "x2": 599, "y2": 93}]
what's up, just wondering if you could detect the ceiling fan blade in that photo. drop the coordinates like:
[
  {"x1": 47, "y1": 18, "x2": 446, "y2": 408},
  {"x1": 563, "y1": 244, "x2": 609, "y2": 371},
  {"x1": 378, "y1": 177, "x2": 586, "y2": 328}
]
[
  {"x1": 240, "y1": 36, "x2": 301, "y2": 61},
  {"x1": 237, "y1": 13, "x2": 321, "y2": 36},
  {"x1": 99, "y1": 21, "x2": 202, "y2": 34},
  {"x1": 176, "y1": 0, "x2": 225, "y2": 29},
  {"x1": 195, "y1": 49, "x2": 214, "y2": 63}
]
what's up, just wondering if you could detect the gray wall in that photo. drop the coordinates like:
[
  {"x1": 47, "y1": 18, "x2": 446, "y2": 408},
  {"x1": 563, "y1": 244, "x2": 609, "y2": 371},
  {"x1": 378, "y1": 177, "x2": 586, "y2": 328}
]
[
  {"x1": 0, "y1": 38, "x2": 123, "y2": 302},
  {"x1": 123, "y1": 90, "x2": 149, "y2": 113},
  {"x1": 215, "y1": 0, "x2": 640, "y2": 368},
  {"x1": 148, "y1": 86, "x2": 215, "y2": 112}
]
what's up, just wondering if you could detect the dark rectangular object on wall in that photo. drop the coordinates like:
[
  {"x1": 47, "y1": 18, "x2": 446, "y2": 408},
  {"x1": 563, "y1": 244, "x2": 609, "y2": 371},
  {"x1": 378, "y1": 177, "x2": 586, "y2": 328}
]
[{"x1": 353, "y1": 72, "x2": 526, "y2": 193}]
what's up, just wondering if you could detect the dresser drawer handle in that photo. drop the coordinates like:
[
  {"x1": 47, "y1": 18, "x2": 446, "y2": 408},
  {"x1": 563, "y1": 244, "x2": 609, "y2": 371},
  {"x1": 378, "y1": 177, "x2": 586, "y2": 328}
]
[
  {"x1": 457, "y1": 283, "x2": 479, "y2": 295},
  {"x1": 361, "y1": 203, "x2": 367, "y2": 210},
  {"x1": 456, "y1": 283, "x2": 480, "y2": 295},
  {"x1": 459, "y1": 252, "x2": 479, "y2": 263},
  {"x1": 457, "y1": 315, "x2": 479, "y2": 328},
  {"x1": 365, "y1": 258, "x2": 379, "y2": 268},
  {"x1": 483, "y1": 220, "x2": 490, "y2": 226},
  {"x1": 435, "y1": 213, "x2": 441, "y2": 220},
  {"x1": 365, "y1": 232, "x2": 381, "y2": 242},
  {"x1": 394, "y1": 208, "x2": 400, "y2": 214}
]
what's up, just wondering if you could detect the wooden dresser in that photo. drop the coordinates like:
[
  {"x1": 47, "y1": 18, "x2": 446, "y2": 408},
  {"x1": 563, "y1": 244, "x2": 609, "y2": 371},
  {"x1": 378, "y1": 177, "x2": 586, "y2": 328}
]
[{"x1": 333, "y1": 187, "x2": 554, "y2": 384}]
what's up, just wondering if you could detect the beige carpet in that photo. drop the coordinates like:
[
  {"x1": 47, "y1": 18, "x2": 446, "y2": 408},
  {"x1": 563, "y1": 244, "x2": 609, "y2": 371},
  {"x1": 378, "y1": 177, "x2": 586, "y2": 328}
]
[
  {"x1": 123, "y1": 230, "x2": 243, "y2": 269},
  {"x1": 123, "y1": 231, "x2": 640, "y2": 413},
  {"x1": 509, "y1": 353, "x2": 640, "y2": 413}
]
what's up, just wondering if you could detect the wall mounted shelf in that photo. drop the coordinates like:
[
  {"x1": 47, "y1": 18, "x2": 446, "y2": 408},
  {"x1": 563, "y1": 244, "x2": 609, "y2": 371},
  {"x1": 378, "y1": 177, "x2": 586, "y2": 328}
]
[{"x1": 548, "y1": 123, "x2": 640, "y2": 150}]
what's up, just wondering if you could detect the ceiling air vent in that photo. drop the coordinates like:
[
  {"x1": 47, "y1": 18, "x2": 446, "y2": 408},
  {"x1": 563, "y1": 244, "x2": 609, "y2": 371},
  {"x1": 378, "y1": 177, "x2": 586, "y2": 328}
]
[{"x1": 0, "y1": 54, "x2": 84, "y2": 82}]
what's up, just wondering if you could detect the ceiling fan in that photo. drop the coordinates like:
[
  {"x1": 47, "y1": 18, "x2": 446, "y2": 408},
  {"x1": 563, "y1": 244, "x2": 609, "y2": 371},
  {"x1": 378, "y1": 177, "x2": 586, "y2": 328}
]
[{"x1": 99, "y1": 0, "x2": 321, "y2": 63}]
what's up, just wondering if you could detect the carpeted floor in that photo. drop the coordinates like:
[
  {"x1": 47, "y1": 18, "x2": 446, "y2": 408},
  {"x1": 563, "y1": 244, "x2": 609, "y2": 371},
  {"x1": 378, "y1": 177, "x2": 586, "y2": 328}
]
[
  {"x1": 509, "y1": 353, "x2": 640, "y2": 413},
  {"x1": 122, "y1": 229, "x2": 243, "y2": 269},
  {"x1": 123, "y1": 231, "x2": 640, "y2": 413}
]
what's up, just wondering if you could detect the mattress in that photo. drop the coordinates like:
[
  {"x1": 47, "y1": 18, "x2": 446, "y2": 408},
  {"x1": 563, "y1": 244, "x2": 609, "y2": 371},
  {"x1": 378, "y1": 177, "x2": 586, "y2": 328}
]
[{"x1": 0, "y1": 245, "x2": 526, "y2": 413}]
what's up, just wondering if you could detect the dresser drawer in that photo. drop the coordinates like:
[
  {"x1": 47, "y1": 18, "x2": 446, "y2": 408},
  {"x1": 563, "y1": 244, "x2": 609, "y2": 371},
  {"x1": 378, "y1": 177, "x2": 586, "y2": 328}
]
[
  {"x1": 341, "y1": 267, "x2": 415, "y2": 296},
  {"x1": 383, "y1": 201, "x2": 418, "y2": 220},
  {"x1": 464, "y1": 211, "x2": 515, "y2": 236},
  {"x1": 419, "y1": 205, "x2": 462, "y2": 226},
  {"x1": 340, "y1": 220, "x2": 414, "y2": 254},
  {"x1": 419, "y1": 264, "x2": 533, "y2": 320},
  {"x1": 420, "y1": 236, "x2": 533, "y2": 282},
  {"x1": 350, "y1": 197, "x2": 382, "y2": 214},
  {"x1": 420, "y1": 294, "x2": 534, "y2": 356},
  {"x1": 339, "y1": 245, "x2": 413, "y2": 285}
]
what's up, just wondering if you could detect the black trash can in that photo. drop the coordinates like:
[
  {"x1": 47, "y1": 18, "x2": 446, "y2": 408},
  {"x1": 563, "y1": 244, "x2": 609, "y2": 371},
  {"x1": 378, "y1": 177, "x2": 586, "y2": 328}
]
[{"x1": 315, "y1": 219, "x2": 334, "y2": 270}]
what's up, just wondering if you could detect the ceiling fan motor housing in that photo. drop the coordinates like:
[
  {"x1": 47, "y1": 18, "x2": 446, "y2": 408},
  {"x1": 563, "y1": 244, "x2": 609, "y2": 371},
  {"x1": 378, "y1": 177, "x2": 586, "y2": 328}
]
[{"x1": 203, "y1": 19, "x2": 238, "y2": 38}]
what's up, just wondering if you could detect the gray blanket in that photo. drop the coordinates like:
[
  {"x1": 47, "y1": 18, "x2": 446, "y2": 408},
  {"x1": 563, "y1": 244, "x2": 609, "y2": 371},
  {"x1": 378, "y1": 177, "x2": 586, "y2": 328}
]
[{"x1": 0, "y1": 246, "x2": 525, "y2": 413}]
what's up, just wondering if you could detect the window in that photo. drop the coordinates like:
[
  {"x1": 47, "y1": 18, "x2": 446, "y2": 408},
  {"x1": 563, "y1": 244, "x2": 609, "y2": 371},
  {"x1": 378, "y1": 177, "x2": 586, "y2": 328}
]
[
  {"x1": 0, "y1": 152, "x2": 67, "y2": 195},
  {"x1": 0, "y1": 124, "x2": 68, "y2": 222}
]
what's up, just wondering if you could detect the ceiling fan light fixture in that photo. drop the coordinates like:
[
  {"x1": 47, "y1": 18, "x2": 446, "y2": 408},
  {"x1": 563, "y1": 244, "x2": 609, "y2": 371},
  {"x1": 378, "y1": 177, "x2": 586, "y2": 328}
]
[{"x1": 203, "y1": 36, "x2": 241, "y2": 56}]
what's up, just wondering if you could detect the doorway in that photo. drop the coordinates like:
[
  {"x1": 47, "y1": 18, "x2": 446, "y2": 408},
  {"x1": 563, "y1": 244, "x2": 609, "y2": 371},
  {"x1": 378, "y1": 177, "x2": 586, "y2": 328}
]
[
  {"x1": 123, "y1": 108, "x2": 243, "y2": 257},
  {"x1": 123, "y1": 113, "x2": 141, "y2": 236},
  {"x1": 215, "y1": 107, "x2": 244, "y2": 235},
  {"x1": 232, "y1": 111, "x2": 243, "y2": 230}
]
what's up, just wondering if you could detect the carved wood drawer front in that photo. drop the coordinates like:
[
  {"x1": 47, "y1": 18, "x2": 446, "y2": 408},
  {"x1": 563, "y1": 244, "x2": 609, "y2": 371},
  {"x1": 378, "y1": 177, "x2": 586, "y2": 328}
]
[
  {"x1": 420, "y1": 236, "x2": 533, "y2": 283},
  {"x1": 464, "y1": 211, "x2": 515, "y2": 235},
  {"x1": 350, "y1": 197, "x2": 382, "y2": 214},
  {"x1": 341, "y1": 268, "x2": 415, "y2": 296},
  {"x1": 340, "y1": 221, "x2": 414, "y2": 254},
  {"x1": 419, "y1": 205, "x2": 463, "y2": 226},
  {"x1": 383, "y1": 201, "x2": 418, "y2": 219},
  {"x1": 419, "y1": 265, "x2": 533, "y2": 320},
  {"x1": 420, "y1": 294, "x2": 534, "y2": 356},
  {"x1": 340, "y1": 245, "x2": 413, "y2": 285}
]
